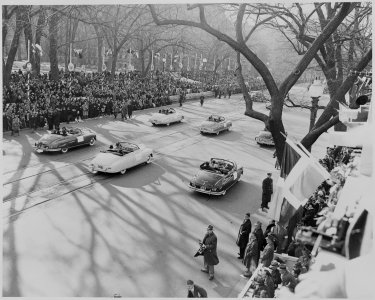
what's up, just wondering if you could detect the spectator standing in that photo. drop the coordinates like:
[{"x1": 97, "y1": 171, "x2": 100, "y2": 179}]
[
  {"x1": 236, "y1": 212, "x2": 252, "y2": 259},
  {"x1": 242, "y1": 232, "x2": 259, "y2": 278},
  {"x1": 253, "y1": 221, "x2": 266, "y2": 254},
  {"x1": 269, "y1": 260, "x2": 282, "y2": 289},
  {"x1": 260, "y1": 235, "x2": 275, "y2": 267},
  {"x1": 280, "y1": 264, "x2": 297, "y2": 292},
  {"x1": 186, "y1": 279, "x2": 207, "y2": 298},
  {"x1": 261, "y1": 173, "x2": 273, "y2": 212},
  {"x1": 128, "y1": 101, "x2": 133, "y2": 119},
  {"x1": 11, "y1": 115, "x2": 20, "y2": 136},
  {"x1": 200, "y1": 224, "x2": 219, "y2": 280},
  {"x1": 121, "y1": 102, "x2": 128, "y2": 121}
]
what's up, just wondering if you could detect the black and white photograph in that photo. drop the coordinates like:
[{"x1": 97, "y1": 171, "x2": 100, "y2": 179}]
[{"x1": 1, "y1": 1, "x2": 373, "y2": 298}]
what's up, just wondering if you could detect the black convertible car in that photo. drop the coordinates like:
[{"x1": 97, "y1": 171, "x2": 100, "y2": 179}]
[
  {"x1": 189, "y1": 158, "x2": 243, "y2": 195},
  {"x1": 34, "y1": 127, "x2": 96, "y2": 153}
]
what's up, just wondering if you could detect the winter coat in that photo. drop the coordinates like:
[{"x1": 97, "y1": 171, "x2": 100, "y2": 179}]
[
  {"x1": 254, "y1": 227, "x2": 266, "y2": 252},
  {"x1": 187, "y1": 284, "x2": 207, "y2": 298},
  {"x1": 260, "y1": 242, "x2": 274, "y2": 267},
  {"x1": 202, "y1": 232, "x2": 219, "y2": 266},
  {"x1": 236, "y1": 219, "x2": 252, "y2": 249},
  {"x1": 243, "y1": 237, "x2": 259, "y2": 269},
  {"x1": 262, "y1": 177, "x2": 273, "y2": 195}
]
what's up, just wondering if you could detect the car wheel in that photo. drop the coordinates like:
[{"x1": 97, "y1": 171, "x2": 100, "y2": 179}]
[
  {"x1": 120, "y1": 169, "x2": 127, "y2": 175},
  {"x1": 91, "y1": 169, "x2": 98, "y2": 174},
  {"x1": 89, "y1": 138, "x2": 95, "y2": 146},
  {"x1": 146, "y1": 154, "x2": 153, "y2": 164},
  {"x1": 61, "y1": 147, "x2": 68, "y2": 153}
]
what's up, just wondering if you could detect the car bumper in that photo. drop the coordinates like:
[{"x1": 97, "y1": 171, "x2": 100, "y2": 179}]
[
  {"x1": 188, "y1": 185, "x2": 225, "y2": 195},
  {"x1": 200, "y1": 128, "x2": 218, "y2": 134},
  {"x1": 255, "y1": 137, "x2": 274, "y2": 145},
  {"x1": 34, "y1": 147, "x2": 61, "y2": 153},
  {"x1": 90, "y1": 166, "x2": 115, "y2": 173}
]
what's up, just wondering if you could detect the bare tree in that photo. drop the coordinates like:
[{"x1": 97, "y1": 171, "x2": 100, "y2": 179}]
[{"x1": 149, "y1": 3, "x2": 356, "y2": 162}]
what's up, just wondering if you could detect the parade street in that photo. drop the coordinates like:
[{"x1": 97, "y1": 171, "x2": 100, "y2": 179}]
[{"x1": 3, "y1": 95, "x2": 330, "y2": 297}]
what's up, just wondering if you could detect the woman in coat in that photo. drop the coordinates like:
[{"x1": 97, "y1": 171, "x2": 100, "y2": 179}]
[
  {"x1": 242, "y1": 232, "x2": 259, "y2": 277},
  {"x1": 260, "y1": 236, "x2": 275, "y2": 267}
]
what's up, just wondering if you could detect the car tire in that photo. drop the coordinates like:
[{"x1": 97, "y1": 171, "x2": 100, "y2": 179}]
[
  {"x1": 146, "y1": 154, "x2": 152, "y2": 164},
  {"x1": 89, "y1": 138, "x2": 95, "y2": 146},
  {"x1": 61, "y1": 147, "x2": 68, "y2": 153},
  {"x1": 120, "y1": 169, "x2": 127, "y2": 175}
]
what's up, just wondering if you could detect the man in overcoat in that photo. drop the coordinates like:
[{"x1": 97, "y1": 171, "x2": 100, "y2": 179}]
[
  {"x1": 261, "y1": 173, "x2": 273, "y2": 211},
  {"x1": 236, "y1": 213, "x2": 252, "y2": 259},
  {"x1": 187, "y1": 280, "x2": 207, "y2": 298},
  {"x1": 200, "y1": 224, "x2": 219, "y2": 280}
]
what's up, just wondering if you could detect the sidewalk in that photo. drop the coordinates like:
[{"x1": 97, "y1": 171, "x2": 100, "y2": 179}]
[{"x1": 3, "y1": 92, "x2": 224, "y2": 137}]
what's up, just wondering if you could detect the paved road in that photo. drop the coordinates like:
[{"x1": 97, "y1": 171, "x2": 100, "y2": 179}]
[{"x1": 2, "y1": 95, "x2": 330, "y2": 297}]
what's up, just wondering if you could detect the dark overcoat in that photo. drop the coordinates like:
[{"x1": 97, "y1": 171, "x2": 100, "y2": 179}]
[
  {"x1": 243, "y1": 238, "x2": 259, "y2": 269},
  {"x1": 236, "y1": 219, "x2": 252, "y2": 248},
  {"x1": 187, "y1": 284, "x2": 207, "y2": 298},
  {"x1": 203, "y1": 232, "x2": 219, "y2": 265},
  {"x1": 260, "y1": 242, "x2": 274, "y2": 267}
]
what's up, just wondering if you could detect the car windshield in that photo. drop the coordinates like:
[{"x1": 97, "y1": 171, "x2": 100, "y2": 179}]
[
  {"x1": 159, "y1": 108, "x2": 174, "y2": 115},
  {"x1": 208, "y1": 115, "x2": 223, "y2": 122},
  {"x1": 105, "y1": 142, "x2": 139, "y2": 155},
  {"x1": 200, "y1": 158, "x2": 234, "y2": 175}
]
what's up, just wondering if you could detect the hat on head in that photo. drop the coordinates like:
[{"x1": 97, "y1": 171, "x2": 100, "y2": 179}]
[
  {"x1": 246, "y1": 213, "x2": 250, "y2": 217},
  {"x1": 187, "y1": 280, "x2": 194, "y2": 285},
  {"x1": 279, "y1": 264, "x2": 287, "y2": 270},
  {"x1": 267, "y1": 172, "x2": 272, "y2": 175},
  {"x1": 207, "y1": 224, "x2": 214, "y2": 230}
]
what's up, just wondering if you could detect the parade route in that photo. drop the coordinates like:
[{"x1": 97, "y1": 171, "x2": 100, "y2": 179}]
[{"x1": 3, "y1": 96, "x2": 330, "y2": 297}]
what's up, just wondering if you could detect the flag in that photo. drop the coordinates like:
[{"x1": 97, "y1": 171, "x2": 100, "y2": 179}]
[
  {"x1": 267, "y1": 138, "x2": 330, "y2": 227},
  {"x1": 32, "y1": 43, "x2": 43, "y2": 56}
]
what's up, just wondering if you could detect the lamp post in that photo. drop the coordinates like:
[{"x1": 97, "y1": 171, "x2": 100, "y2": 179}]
[{"x1": 308, "y1": 79, "x2": 324, "y2": 131}]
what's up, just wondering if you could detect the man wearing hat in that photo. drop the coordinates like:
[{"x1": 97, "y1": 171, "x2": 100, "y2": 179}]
[
  {"x1": 236, "y1": 213, "x2": 252, "y2": 259},
  {"x1": 187, "y1": 279, "x2": 207, "y2": 298},
  {"x1": 269, "y1": 260, "x2": 282, "y2": 289},
  {"x1": 200, "y1": 225, "x2": 219, "y2": 280},
  {"x1": 279, "y1": 264, "x2": 297, "y2": 292},
  {"x1": 261, "y1": 173, "x2": 273, "y2": 212}
]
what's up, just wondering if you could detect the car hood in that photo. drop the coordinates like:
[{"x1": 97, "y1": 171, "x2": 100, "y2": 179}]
[
  {"x1": 200, "y1": 121, "x2": 220, "y2": 129},
  {"x1": 191, "y1": 170, "x2": 223, "y2": 186},
  {"x1": 38, "y1": 134, "x2": 67, "y2": 144},
  {"x1": 91, "y1": 152, "x2": 121, "y2": 166}
]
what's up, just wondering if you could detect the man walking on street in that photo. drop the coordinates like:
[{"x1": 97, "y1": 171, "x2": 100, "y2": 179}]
[
  {"x1": 261, "y1": 173, "x2": 273, "y2": 212},
  {"x1": 200, "y1": 224, "x2": 219, "y2": 280},
  {"x1": 187, "y1": 280, "x2": 207, "y2": 298},
  {"x1": 236, "y1": 213, "x2": 252, "y2": 259}
]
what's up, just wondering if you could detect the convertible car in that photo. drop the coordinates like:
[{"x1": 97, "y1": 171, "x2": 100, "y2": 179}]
[
  {"x1": 255, "y1": 130, "x2": 275, "y2": 146},
  {"x1": 89, "y1": 142, "x2": 153, "y2": 174},
  {"x1": 34, "y1": 127, "x2": 96, "y2": 153},
  {"x1": 189, "y1": 158, "x2": 243, "y2": 195},
  {"x1": 149, "y1": 108, "x2": 184, "y2": 126},
  {"x1": 200, "y1": 115, "x2": 232, "y2": 135}
]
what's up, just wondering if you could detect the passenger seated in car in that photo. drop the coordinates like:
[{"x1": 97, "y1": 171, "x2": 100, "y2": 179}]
[
  {"x1": 61, "y1": 127, "x2": 68, "y2": 136},
  {"x1": 208, "y1": 116, "x2": 213, "y2": 121},
  {"x1": 200, "y1": 161, "x2": 211, "y2": 170}
]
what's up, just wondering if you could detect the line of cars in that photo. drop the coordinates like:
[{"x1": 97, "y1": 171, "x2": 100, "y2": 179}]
[{"x1": 33, "y1": 108, "x2": 242, "y2": 195}]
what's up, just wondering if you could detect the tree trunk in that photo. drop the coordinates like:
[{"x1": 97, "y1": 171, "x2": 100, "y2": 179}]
[
  {"x1": 3, "y1": 6, "x2": 24, "y2": 87},
  {"x1": 49, "y1": 10, "x2": 59, "y2": 81},
  {"x1": 17, "y1": 38, "x2": 22, "y2": 61},
  {"x1": 23, "y1": 6, "x2": 35, "y2": 68},
  {"x1": 64, "y1": 17, "x2": 70, "y2": 71},
  {"x1": 35, "y1": 6, "x2": 45, "y2": 75},
  {"x1": 110, "y1": 49, "x2": 118, "y2": 80},
  {"x1": 269, "y1": 114, "x2": 286, "y2": 165}
]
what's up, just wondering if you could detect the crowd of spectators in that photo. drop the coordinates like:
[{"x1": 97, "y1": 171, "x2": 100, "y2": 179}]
[
  {"x1": 241, "y1": 145, "x2": 358, "y2": 298},
  {"x1": 3, "y1": 69, "x2": 238, "y2": 133}
]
